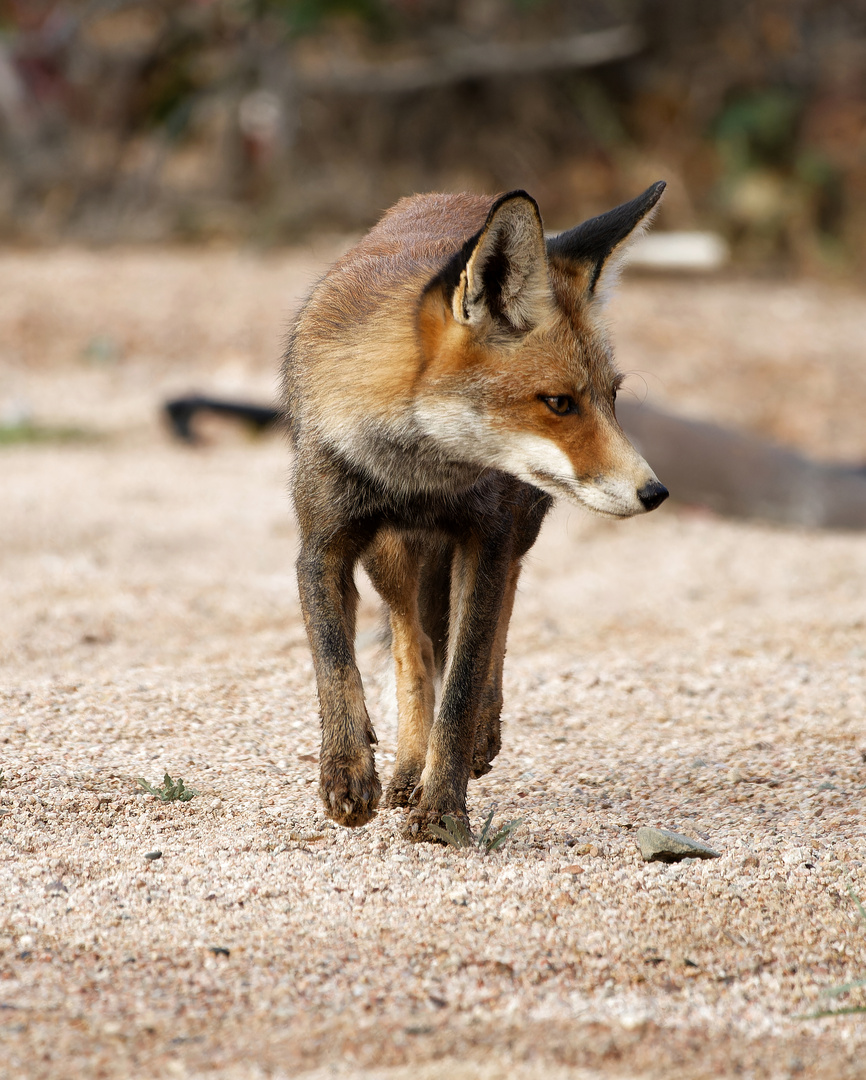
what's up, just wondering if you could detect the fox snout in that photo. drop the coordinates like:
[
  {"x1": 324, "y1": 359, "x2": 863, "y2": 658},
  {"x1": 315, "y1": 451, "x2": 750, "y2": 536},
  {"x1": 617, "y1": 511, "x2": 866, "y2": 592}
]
[
  {"x1": 577, "y1": 467, "x2": 668, "y2": 518},
  {"x1": 601, "y1": 449, "x2": 669, "y2": 518},
  {"x1": 550, "y1": 428, "x2": 668, "y2": 519}
]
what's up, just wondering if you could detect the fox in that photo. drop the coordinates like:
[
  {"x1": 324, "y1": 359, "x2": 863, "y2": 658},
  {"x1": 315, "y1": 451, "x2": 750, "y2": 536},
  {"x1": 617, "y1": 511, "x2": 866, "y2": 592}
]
[{"x1": 282, "y1": 182, "x2": 669, "y2": 841}]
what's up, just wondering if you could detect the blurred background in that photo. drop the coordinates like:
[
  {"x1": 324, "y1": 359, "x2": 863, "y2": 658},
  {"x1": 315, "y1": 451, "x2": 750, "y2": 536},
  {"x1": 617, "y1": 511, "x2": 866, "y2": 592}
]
[
  {"x1": 3, "y1": 0, "x2": 866, "y2": 528},
  {"x1": 1, "y1": 0, "x2": 864, "y2": 274}
]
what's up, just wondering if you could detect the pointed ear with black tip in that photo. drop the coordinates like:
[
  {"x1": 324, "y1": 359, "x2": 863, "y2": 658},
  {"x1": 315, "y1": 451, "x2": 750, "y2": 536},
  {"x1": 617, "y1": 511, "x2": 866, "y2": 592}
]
[
  {"x1": 546, "y1": 180, "x2": 666, "y2": 300},
  {"x1": 437, "y1": 191, "x2": 552, "y2": 332}
]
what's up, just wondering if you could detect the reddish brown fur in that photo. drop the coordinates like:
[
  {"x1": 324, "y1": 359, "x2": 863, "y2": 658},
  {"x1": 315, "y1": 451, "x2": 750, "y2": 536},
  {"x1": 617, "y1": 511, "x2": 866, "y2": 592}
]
[{"x1": 283, "y1": 185, "x2": 667, "y2": 839}]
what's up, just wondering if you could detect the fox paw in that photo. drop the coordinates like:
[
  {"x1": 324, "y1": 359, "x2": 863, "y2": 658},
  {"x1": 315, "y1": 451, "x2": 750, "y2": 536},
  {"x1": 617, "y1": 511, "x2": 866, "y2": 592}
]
[
  {"x1": 384, "y1": 767, "x2": 422, "y2": 809},
  {"x1": 404, "y1": 796, "x2": 469, "y2": 843},
  {"x1": 319, "y1": 749, "x2": 381, "y2": 828}
]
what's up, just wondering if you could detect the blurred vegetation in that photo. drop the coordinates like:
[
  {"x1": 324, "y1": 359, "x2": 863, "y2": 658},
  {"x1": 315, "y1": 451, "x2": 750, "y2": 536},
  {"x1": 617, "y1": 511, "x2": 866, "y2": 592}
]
[
  {"x1": 0, "y1": 0, "x2": 864, "y2": 272},
  {"x1": 0, "y1": 421, "x2": 95, "y2": 445}
]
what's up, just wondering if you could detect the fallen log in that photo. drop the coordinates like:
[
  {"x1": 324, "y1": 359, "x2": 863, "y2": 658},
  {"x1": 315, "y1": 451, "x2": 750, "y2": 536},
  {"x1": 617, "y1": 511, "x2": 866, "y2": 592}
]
[
  {"x1": 163, "y1": 395, "x2": 866, "y2": 530},
  {"x1": 617, "y1": 399, "x2": 866, "y2": 530}
]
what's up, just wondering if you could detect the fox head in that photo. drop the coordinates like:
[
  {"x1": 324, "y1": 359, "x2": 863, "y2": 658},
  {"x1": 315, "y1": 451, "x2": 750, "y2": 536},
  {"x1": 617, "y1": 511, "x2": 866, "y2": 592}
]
[{"x1": 415, "y1": 183, "x2": 669, "y2": 517}]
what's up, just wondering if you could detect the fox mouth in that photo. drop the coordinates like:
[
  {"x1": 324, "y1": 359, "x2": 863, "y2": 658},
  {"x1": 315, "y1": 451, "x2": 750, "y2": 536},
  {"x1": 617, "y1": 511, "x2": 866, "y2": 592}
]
[
  {"x1": 529, "y1": 468, "x2": 579, "y2": 499},
  {"x1": 529, "y1": 468, "x2": 638, "y2": 518}
]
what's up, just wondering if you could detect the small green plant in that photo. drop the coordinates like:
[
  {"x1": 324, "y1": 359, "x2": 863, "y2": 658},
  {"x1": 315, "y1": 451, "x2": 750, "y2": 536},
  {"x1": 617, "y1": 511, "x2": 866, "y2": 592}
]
[
  {"x1": 136, "y1": 773, "x2": 198, "y2": 803},
  {"x1": 428, "y1": 807, "x2": 523, "y2": 854},
  {"x1": 799, "y1": 886, "x2": 866, "y2": 1019}
]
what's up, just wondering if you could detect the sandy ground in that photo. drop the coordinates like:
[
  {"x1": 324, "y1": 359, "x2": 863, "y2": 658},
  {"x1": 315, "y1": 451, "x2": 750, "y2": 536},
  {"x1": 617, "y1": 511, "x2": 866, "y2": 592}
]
[{"x1": 1, "y1": 249, "x2": 865, "y2": 1080}]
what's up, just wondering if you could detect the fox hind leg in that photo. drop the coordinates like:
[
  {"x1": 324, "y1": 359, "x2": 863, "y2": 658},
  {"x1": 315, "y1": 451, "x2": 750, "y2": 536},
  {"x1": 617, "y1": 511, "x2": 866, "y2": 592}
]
[
  {"x1": 407, "y1": 521, "x2": 514, "y2": 839},
  {"x1": 362, "y1": 530, "x2": 437, "y2": 808},
  {"x1": 471, "y1": 485, "x2": 548, "y2": 780},
  {"x1": 414, "y1": 541, "x2": 515, "y2": 784},
  {"x1": 470, "y1": 558, "x2": 522, "y2": 778}
]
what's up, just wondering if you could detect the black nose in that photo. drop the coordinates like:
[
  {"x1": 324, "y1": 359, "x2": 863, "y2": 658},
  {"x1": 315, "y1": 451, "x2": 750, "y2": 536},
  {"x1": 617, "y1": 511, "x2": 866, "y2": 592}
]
[{"x1": 638, "y1": 479, "x2": 669, "y2": 511}]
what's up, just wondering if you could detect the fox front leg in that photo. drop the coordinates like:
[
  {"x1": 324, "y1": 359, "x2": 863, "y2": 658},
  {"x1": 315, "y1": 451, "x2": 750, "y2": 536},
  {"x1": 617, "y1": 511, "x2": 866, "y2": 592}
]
[{"x1": 296, "y1": 534, "x2": 381, "y2": 827}]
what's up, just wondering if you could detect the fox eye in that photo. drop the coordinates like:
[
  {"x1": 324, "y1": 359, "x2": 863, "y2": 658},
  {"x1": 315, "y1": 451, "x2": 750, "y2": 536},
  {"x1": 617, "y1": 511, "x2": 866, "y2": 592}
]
[{"x1": 540, "y1": 394, "x2": 578, "y2": 416}]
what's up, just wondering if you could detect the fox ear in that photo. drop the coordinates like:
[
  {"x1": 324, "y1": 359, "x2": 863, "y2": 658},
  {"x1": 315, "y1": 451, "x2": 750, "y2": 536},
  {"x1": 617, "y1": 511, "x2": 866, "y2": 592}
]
[
  {"x1": 546, "y1": 181, "x2": 666, "y2": 299},
  {"x1": 447, "y1": 191, "x2": 550, "y2": 331}
]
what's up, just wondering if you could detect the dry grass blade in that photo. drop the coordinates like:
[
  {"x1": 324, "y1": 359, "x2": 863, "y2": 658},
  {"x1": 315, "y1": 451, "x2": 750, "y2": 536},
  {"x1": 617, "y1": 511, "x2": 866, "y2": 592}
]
[
  {"x1": 821, "y1": 979, "x2": 866, "y2": 999},
  {"x1": 848, "y1": 884, "x2": 866, "y2": 924},
  {"x1": 801, "y1": 1005, "x2": 866, "y2": 1019},
  {"x1": 798, "y1": 887, "x2": 866, "y2": 1020}
]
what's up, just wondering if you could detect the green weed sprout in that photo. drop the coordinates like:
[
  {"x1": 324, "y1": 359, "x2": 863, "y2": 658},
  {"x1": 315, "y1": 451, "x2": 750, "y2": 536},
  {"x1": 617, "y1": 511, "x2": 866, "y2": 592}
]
[
  {"x1": 428, "y1": 807, "x2": 523, "y2": 853},
  {"x1": 136, "y1": 773, "x2": 198, "y2": 803}
]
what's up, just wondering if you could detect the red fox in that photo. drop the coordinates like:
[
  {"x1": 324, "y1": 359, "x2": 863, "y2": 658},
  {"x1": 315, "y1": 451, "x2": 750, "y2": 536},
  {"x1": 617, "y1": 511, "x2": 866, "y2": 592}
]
[{"x1": 282, "y1": 183, "x2": 669, "y2": 840}]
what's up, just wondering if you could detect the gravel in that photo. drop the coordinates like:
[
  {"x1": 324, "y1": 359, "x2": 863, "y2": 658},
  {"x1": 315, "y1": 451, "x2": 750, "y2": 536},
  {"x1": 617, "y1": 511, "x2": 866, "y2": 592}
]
[{"x1": 0, "y1": 250, "x2": 865, "y2": 1079}]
